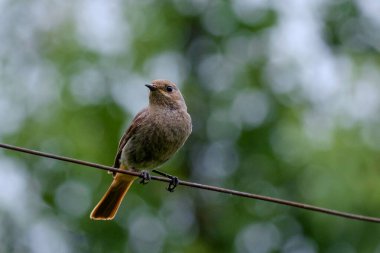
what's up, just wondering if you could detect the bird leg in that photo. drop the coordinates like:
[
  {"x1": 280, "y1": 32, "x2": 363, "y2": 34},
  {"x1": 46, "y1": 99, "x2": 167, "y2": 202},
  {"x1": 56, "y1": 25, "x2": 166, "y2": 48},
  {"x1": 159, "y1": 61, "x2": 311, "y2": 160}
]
[
  {"x1": 152, "y1": 170, "x2": 179, "y2": 192},
  {"x1": 139, "y1": 170, "x2": 151, "y2": 184}
]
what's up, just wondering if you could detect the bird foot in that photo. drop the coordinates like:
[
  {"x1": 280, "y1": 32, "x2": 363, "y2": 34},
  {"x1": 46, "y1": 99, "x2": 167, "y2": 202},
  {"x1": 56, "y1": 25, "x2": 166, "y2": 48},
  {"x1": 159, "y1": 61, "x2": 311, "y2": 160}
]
[
  {"x1": 139, "y1": 171, "x2": 151, "y2": 184},
  {"x1": 152, "y1": 169, "x2": 179, "y2": 192}
]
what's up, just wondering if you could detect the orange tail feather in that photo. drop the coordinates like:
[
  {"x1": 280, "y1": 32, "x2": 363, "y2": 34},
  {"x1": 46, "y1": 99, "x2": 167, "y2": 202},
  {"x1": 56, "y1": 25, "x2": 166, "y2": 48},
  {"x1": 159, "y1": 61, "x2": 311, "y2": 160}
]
[{"x1": 90, "y1": 173, "x2": 136, "y2": 220}]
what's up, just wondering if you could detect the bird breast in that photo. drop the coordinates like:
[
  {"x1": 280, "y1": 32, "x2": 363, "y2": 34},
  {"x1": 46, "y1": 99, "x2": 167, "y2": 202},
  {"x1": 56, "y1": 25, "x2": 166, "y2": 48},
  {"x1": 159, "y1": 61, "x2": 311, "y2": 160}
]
[{"x1": 122, "y1": 108, "x2": 191, "y2": 170}]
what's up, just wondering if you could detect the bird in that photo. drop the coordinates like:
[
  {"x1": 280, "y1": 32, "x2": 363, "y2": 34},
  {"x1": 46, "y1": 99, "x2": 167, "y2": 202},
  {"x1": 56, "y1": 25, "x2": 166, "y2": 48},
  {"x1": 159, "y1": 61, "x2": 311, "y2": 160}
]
[{"x1": 90, "y1": 79, "x2": 192, "y2": 220}]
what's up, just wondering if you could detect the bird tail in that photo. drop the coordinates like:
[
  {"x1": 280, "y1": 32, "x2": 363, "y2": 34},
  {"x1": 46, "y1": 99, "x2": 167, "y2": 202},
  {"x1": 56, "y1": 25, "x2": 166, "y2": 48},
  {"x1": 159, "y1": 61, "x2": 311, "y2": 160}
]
[{"x1": 90, "y1": 173, "x2": 137, "y2": 220}]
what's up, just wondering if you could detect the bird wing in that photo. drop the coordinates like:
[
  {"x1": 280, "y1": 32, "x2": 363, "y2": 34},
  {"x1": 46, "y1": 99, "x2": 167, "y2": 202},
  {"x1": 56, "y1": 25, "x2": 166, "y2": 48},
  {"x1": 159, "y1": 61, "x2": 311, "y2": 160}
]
[{"x1": 112, "y1": 108, "x2": 148, "y2": 168}]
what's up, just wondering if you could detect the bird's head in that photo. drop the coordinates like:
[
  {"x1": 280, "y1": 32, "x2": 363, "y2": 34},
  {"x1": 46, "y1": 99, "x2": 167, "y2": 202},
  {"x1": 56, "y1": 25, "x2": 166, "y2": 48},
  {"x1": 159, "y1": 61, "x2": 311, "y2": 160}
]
[{"x1": 145, "y1": 79, "x2": 187, "y2": 110}]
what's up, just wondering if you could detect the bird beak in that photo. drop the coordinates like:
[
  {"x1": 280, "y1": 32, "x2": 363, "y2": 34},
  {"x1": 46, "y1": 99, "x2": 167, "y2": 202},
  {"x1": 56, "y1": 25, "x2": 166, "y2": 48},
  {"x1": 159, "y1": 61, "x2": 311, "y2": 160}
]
[{"x1": 145, "y1": 84, "x2": 157, "y2": 91}]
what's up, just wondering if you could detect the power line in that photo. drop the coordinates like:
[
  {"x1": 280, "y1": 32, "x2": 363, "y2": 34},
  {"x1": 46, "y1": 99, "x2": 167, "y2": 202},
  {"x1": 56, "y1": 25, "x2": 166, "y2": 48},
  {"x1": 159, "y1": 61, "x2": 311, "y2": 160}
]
[{"x1": 1, "y1": 142, "x2": 379, "y2": 223}]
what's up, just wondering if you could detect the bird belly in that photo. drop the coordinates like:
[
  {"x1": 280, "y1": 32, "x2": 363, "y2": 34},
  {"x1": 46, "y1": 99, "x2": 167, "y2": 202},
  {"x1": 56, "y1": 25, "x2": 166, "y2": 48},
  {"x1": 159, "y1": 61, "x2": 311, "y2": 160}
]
[{"x1": 120, "y1": 124, "x2": 188, "y2": 170}]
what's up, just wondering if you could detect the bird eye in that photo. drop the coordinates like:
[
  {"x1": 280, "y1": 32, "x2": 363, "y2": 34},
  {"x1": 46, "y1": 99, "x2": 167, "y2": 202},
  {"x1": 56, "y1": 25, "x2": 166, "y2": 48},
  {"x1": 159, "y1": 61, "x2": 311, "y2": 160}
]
[{"x1": 166, "y1": 86, "x2": 173, "y2": 92}]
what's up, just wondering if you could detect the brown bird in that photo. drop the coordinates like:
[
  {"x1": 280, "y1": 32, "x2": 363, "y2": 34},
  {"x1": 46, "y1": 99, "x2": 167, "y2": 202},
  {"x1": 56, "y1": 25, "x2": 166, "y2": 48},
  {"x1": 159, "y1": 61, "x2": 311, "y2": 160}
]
[{"x1": 90, "y1": 79, "x2": 192, "y2": 220}]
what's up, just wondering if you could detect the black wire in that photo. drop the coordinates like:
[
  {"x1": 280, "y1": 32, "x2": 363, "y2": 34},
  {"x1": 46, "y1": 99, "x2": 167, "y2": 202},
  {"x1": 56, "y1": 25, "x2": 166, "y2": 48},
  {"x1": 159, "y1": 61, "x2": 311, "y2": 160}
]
[{"x1": 1, "y1": 142, "x2": 380, "y2": 223}]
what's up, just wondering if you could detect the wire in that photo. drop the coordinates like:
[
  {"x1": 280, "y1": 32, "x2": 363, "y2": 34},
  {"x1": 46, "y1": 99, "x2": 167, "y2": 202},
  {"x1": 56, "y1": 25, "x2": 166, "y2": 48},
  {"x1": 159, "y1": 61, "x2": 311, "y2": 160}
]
[{"x1": 1, "y1": 142, "x2": 380, "y2": 223}]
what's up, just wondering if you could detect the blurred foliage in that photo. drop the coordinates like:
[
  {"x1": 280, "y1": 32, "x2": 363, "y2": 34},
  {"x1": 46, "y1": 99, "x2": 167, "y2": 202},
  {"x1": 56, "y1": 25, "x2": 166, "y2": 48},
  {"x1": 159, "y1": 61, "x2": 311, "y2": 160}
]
[{"x1": 1, "y1": 0, "x2": 380, "y2": 252}]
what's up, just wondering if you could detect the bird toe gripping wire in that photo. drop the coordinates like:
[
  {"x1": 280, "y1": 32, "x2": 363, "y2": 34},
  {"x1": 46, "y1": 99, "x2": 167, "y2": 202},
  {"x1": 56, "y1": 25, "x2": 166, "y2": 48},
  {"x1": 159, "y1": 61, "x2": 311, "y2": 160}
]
[
  {"x1": 139, "y1": 171, "x2": 151, "y2": 184},
  {"x1": 153, "y1": 169, "x2": 179, "y2": 192}
]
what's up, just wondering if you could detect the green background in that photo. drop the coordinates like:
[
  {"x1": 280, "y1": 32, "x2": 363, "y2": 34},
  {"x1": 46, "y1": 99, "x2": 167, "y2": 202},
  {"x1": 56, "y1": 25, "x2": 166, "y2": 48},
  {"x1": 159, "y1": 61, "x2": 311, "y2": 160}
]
[{"x1": 1, "y1": 0, "x2": 380, "y2": 252}]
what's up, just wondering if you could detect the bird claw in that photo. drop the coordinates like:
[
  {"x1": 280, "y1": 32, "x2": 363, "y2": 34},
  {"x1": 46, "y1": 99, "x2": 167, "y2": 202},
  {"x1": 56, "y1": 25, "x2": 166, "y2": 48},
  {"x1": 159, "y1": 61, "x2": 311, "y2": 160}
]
[
  {"x1": 152, "y1": 169, "x2": 179, "y2": 192},
  {"x1": 139, "y1": 171, "x2": 151, "y2": 184},
  {"x1": 167, "y1": 176, "x2": 179, "y2": 192}
]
